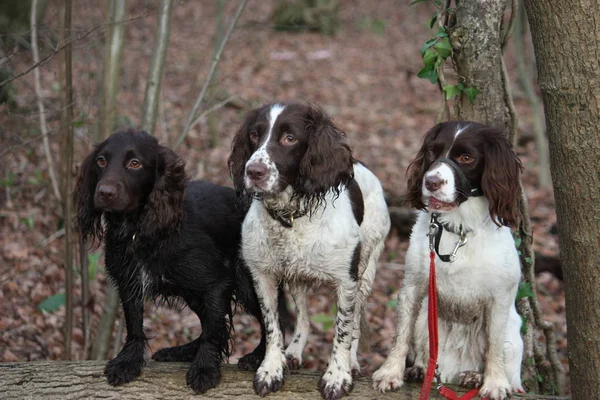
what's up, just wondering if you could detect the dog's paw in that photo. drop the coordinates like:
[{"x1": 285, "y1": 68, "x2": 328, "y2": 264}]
[
  {"x1": 152, "y1": 346, "x2": 194, "y2": 362},
  {"x1": 286, "y1": 354, "x2": 302, "y2": 370},
  {"x1": 479, "y1": 376, "x2": 511, "y2": 400},
  {"x1": 372, "y1": 364, "x2": 405, "y2": 392},
  {"x1": 404, "y1": 365, "x2": 425, "y2": 382},
  {"x1": 186, "y1": 366, "x2": 221, "y2": 394},
  {"x1": 351, "y1": 367, "x2": 362, "y2": 379},
  {"x1": 253, "y1": 363, "x2": 285, "y2": 396},
  {"x1": 319, "y1": 367, "x2": 353, "y2": 400},
  {"x1": 104, "y1": 356, "x2": 145, "y2": 386},
  {"x1": 458, "y1": 370, "x2": 483, "y2": 388},
  {"x1": 238, "y1": 350, "x2": 264, "y2": 371}
]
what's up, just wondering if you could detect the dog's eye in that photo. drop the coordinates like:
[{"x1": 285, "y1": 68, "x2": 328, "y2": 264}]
[
  {"x1": 281, "y1": 134, "x2": 297, "y2": 145},
  {"x1": 97, "y1": 156, "x2": 107, "y2": 167},
  {"x1": 249, "y1": 130, "x2": 259, "y2": 142},
  {"x1": 457, "y1": 154, "x2": 475, "y2": 164},
  {"x1": 127, "y1": 159, "x2": 142, "y2": 169}
]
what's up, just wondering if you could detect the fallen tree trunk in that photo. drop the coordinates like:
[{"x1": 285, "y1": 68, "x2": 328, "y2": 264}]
[{"x1": 0, "y1": 361, "x2": 569, "y2": 399}]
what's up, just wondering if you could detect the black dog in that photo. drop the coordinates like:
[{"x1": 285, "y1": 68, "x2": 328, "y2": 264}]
[{"x1": 74, "y1": 130, "x2": 266, "y2": 393}]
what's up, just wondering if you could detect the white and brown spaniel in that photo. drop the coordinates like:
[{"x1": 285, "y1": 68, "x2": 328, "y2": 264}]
[
  {"x1": 228, "y1": 103, "x2": 390, "y2": 400},
  {"x1": 372, "y1": 121, "x2": 525, "y2": 400}
]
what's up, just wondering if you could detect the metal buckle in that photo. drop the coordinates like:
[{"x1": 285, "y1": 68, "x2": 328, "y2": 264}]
[{"x1": 448, "y1": 226, "x2": 467, "y2": 263}]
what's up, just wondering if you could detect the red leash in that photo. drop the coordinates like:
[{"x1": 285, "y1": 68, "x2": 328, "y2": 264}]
[{"x1": 419, "y1": 250, "x2": 479, "y2": 400}]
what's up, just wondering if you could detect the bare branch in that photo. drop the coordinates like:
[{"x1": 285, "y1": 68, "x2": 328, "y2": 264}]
[
  {"x1": 31, "y1": 0, "x2": 62, "y2": 203},
  {"x1": 174, "y1": 0, "x2": 248, "y2": 149},
  {"x1": 501, "y1": 0, "x2": 518, "y2": 51},
  {"x1": 141, "y1": 0, "x2": 173, "y2": 136}
]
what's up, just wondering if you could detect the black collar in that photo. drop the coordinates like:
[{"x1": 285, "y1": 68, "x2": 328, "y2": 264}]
[
  {"x1": 265, "y1": 205, "x2": 308, "y2": 228},
  {"x1": 428, "y1": 213, "x2": 468, "y2": 263}
]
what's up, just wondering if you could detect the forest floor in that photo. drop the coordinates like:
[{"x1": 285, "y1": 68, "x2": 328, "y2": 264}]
[{"x1": 0, "y1": 0, "x2": 566, "y2": 393}]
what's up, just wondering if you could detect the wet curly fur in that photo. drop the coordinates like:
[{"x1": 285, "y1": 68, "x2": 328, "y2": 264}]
[{"x1": 74, "y1": 130, "x2": 267, "y2": 393}]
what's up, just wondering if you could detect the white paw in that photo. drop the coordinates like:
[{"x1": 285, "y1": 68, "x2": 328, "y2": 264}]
[
  {"x1": 372, "y1": 364, "x2": 405, "y2": 393},
  {"x1": 479, "y1": 376, "x2": 511, "y2": 400},
  {"x1": 319, "y1": 365, "x2": 353, "y2": 400},
  {"x1": 253, "y1": 352, "x2": 286, "y2": 397},
  {"x1": 284, "y1": 343, "x2": 303, "y2": 369}
]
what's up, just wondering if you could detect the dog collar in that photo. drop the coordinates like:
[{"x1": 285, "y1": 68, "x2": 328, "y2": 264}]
[
  {"x1": 265, "y1": 206, "x2": 307, "y2": 228},
  {"x1": 428, "y1": 213, "x2": 468, "y2": 263},
  {"x1": 433, "y1": 157, "x2": 483, "y2": 201}
]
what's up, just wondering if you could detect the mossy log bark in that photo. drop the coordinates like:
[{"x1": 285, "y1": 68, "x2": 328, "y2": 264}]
[{"x1": 0, "y1": 361, "x2": 569, "y2": 399}]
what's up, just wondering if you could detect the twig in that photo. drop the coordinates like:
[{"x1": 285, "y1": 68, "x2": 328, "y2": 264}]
[
  {"x1": 0, "y1": 13, "x2": 150, "y2": 88},
  {"x1": 40, "y1": 227, "x2": 65, "y2": 247},
  {"x1": 174, "y1": 0, "x2": 248, "y2": 149},
  {"x1": 0, "y1": 133, "x2": 46, "y2": 160},
  {"x1": 190, "y1": 95, "x2": 238, "y2": 128},
  {"x1": 31, "y1": 0, "x2": 62, "y2": 203},
  {"x1": 501, "y1": 0, "x2": 518, "y2": 51},
  {"x1": 62, "y1": 0, "x2": 75, "y2": 361}
]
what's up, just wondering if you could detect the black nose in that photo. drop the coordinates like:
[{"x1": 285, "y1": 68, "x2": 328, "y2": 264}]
[
  {"x1": 246, "y1": 163, "x2": 268, "y2": 181},
  {"x1": 425, "y1": 175, "x2": 444, "y2": 192},
  {"x1": 97, "y1": 184, "x2": 118, "y2": 202}
]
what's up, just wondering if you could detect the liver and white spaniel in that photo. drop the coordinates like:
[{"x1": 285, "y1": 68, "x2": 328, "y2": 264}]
[
  {"x1": 372, "y1": 121, "x2": 525, "y2": 400},
  {"x1": 228, "y1": 103, "x2": 390, "y2": 400}
]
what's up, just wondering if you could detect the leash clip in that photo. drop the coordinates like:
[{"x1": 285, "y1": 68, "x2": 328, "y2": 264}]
[
  {"x1": 428, "y1": 220, "x2": 439, "y2": 251},
  {"x1": 448, "y1": 226, "x2": 467, "y2": 263}
]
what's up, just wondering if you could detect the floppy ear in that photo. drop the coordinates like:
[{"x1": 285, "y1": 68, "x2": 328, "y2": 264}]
[
  {"x1": 405, "y1": 123, "x2": 442, "y2": 210},
  {"x1": 228, "y1": 109, "x2": 260, "y2": 195},
  {"x1": 139, "y1": 145, "x2": 187, "y2": 239},
  {"x1": 481, "y1": 133, "x2": 523, "y2": 227},
  {"x1": 296, "y1": 105, "x2": 354, "y2": 199},
  {"x1": 73, "y1": 148, "x2": 104, "y2": 245}
]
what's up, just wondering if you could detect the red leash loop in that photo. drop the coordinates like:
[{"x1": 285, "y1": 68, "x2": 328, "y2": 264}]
[{"x1": 419, "y1": 250, "x2": 479, "y2": 400}]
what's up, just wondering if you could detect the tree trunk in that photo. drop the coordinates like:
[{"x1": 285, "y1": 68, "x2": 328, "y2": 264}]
[
  {"x1": 98, "y1": 0, "x2": 126, "y2": 140},
  {"x1": 141, "y1": 0, "x2": 173, "y2": 136},
  {"x1": 451, "y1": 0, "x2": 512, "y2": 133},
  {"x1": 450, "y1": 0, "x2": 563, "y2": 393},
  {"x1": 0, "y1": 361, "x2": 568, "y2": 400},
  {"x1": 61, "y1": 0, "x2": 74, "y2": 362},
  {"x1": 524, "y1": 1, "x2": 600, "y2": 398}
]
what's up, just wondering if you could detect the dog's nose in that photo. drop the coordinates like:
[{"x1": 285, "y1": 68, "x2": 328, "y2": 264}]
[
  {"x1": 246, "y1": 163, "x2": 268, "y2": 181},
  {"x1": 97, "y1": 184, "x2": 118, "y2": 202},
  {"x1": 425, "y1": 175, "x2": 444, "y2": 192}
]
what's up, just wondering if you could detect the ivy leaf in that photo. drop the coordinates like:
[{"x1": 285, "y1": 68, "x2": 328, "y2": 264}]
[
  {"x1": 433, "y1": 37, "x2": 452, "y2": 58},
  {"x1": 429, "y1": 12, "x2": 439, "y2": 29},
  {"x1": 311, "y1": 313, "x2": 335, "y2": 332},
  {"x1": 417, "y1": 65, "x2": 439, "y2": 84},
  {"x1": 387, "y1": 298, "x2": 398, "y2": 310},
  {"x1": 37, "y1": 293, "x2": 66, "y2": 313},
  {"x1": 422, "y1": 48, "x2": 438, "y2": 68},
  {"x1": 420, "y1": 38, "x2": 437, "y2": 56},
  {"x1": 463, "y1": 87, "x2": 479, "y2": 104},
  {"x1": 443, "y1": 84, "x2": 461, "y2": 100},
  {"x1": 516, "y1": 282, "x2": 534, "y2": 301},
  {"x1": 436, "y1": 26, "x2": 448, "y2": 37}
]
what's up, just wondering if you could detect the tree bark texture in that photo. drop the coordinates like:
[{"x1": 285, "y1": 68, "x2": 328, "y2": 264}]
[
  {"x1": 0, "y1": 361, "x2": 569, "y2": 400},
  {"x1": 141, "y1": 0, "x2": 173, "y2": 136},
  {"x1": 524, "y1": 1, "x2": 600, "y2": 398},
  {"x1": 451, "y1": 0, "x2": 512, "y2": 134}
]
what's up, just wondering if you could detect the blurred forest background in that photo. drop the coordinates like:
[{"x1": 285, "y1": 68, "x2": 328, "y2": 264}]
[{"x1": 0, "y1": 0, "x2": 566, "y2": 389}]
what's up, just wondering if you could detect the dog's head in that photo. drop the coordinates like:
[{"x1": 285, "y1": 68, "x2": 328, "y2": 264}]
[
  {"x1": 228, "y1": 103, "x2": 354, "y2": 203},
  {"x1": 406, "y1": 121, "x2": 523, "y2": 226},
  {"x1": 73, "y1": 130, "x2": 187, "y2": 242}
]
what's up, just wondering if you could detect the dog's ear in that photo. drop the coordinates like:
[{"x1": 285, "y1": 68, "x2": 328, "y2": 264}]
[
  {"x1": 481, "y1": 132, "x2": 523, "y2": 227},
  {"x1": 228, "y1": 108, "x2": 261, "y2": 196},
  {"x1": 405, "y1": 123, "x2": 443, "y2": 210},
  {"x1": 73, "y1": 147, "x2": 104, "y2": 245},
  {"x1": 139, "y1": 145, "x2": 187, "y2": 239},
  {"x1": 296, "y1": 104, "x2": 354, "y2": 198}
]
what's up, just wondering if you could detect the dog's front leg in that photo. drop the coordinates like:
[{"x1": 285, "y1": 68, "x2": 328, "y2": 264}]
[
  {"x1": 253, "y1": 272, "x2": 286, "y2": 396},
  {"x1": 284, "y1": 282, "x2": 309, "y2": 369},
  {"x1": 319, "y1": 280, "x2": 356, "y2": 400},
  {"x1": 479, "y1": 298, "x2": 513, "y2": 400},
  {"x1": 372, "y1": 277, "x2": 426, "y2": 392},
  {"x1": 104, "y1": 284, "x2": 146, "y2": 386}
]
